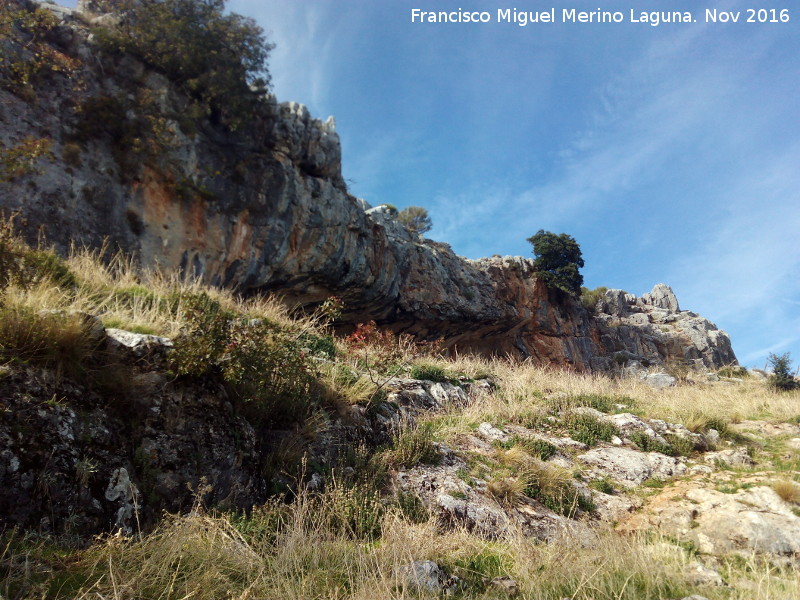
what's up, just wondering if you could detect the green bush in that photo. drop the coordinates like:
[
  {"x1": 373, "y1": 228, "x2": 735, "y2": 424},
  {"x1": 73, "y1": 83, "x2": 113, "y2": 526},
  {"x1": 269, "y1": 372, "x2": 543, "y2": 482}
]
[
  {"x1": 170, "y1": 292, "x2": 317, "y2": 425},
  {"x1": 384, "y1": 421, "x2": 439, "y2": 468},
  {"x1": 718, "y1": 365, "x2": 749, "y2": 378},
  {"x1": 298, "y1": 332, "x2": 336, "y2": 359},
  {"x1": 589, "y1": 477, "x2": 615, "y2": 495},
  {"x1": 93, "y1": 0, "x2": 273, "y2": 130},
  {"x1": 768, "y1": 352, "x2": 798, "y2": 392},
  {"x1": 524, "y1": 471, "x2": 594, "y2": 516},
  {"x1": 527, "y1": 229, "x2": 584, "y2": 296},
  {"x1": 500, "y1": 436, "x2": 558, "y2": 461},
  {"x1": 564, "y1": 413, "x2": 619, "y2": 447},
  {"x1": 397, "y1": 206, "x2": 432, "y2": 235},
  {"x1": 629, "y1": 432, "x2": 676, "y2": 456}
]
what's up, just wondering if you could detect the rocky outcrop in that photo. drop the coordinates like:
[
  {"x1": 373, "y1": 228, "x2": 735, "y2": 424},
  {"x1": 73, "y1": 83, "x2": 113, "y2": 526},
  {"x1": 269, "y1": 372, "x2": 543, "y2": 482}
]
[
  {"x1": 0, "y1": 2, "x2": 736, "y2": 370},
  {"x1": 592, "y1": 285, "x2": 736, "y2": 370}
]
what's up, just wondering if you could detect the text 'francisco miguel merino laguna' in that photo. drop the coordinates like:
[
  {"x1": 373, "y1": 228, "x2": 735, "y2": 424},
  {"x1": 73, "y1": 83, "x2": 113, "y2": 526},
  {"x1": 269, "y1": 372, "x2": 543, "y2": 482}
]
[{"x1": 410, "y1": 8, "x2": 698, "y2": 27}]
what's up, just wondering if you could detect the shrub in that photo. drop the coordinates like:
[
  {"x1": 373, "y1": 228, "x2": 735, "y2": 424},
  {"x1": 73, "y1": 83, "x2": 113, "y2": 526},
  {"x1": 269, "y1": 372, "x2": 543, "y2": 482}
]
[
  {"x1": 767, "y1": 352, "x2": 797, "y2": 392},
  {"x1": 522, "y1": 462, "x2": 594, "y2": 516},
  {"x1": 0, "y1": 137, "x2": 52, "y2": 182},
  {"x1": 580, "y1": 286, "x2": 607, "y2": 313},
  {"x1": 170, "y1": 292, "x2": 317, "y2": 425},
  {"x1": 589, "y1": 477, "x2": 615, "y2": 495},
  {"x1": 397, "y1": 206, "x2": 432, "y2": 234},
  {"x1": 93, "y1": 0, "x2": 273, "y2": 130},
  {"x1": 718, "y1": 365, "x2": 749, "y2": 378},
  {"x1": 527, "y1": 229, "x2": 584, "y2": 296},
  {"x1": 0, "y1": 1, "x2": 78, "y2": 98},
  {"x1": 344, "y1": 320, "x2": 415, "y2": 375},
  {"x1": 564, "y1": 413, "x2": 619, "y2": 447},
  {"x1": 629, "y1": 432, "x2": 676, "y2": 456},
  {"x1": 500, "y1": 436, "x2": 558, "y2": 461}
]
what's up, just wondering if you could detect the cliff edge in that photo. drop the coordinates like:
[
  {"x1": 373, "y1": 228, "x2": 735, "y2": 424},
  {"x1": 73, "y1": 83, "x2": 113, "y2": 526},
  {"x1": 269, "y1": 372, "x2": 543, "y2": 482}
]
[{"x1": 0, "y1": 1, "x2": 736, "y2": 371}]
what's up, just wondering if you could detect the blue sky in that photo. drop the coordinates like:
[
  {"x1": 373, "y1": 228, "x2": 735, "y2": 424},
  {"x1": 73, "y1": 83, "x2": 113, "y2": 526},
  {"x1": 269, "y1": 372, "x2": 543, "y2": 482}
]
[{"x1": 63, "y1": 0, "x2": 800, "y2": 368}]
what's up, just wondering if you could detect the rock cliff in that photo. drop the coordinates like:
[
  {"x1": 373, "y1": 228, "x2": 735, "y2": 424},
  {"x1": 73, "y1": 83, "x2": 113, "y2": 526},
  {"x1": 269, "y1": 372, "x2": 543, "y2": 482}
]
[{"x1": 0, "y1": 1, "x2": 736, "y2": 371}]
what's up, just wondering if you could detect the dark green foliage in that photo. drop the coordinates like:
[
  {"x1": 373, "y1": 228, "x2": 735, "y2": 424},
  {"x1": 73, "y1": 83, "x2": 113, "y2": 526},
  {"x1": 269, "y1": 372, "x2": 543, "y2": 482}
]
[
  {"x1": 170, "y1": 292, "x2": 317, "y2": 425},
  {"x1": 446, "y1": 548, "x2": 513, "y2": 590},
  {"x1": 564, "y1": 413, "x2": 619, "y2": 447},
  {"x1": 397, "y1": 206, "x2": 432, "y2": 234},
  {"x1": 0, "y1": 137, "x2": 53, "y2": 182},
  {"x1": 93, "y1": 0, "x2": 273, "y2": 130},
  {"x1": 0, "y1": 222, "x2": 75, "y2": 290},
  {"x1": 20, "y1": 250, "x2": 76, "y2": 288},
  {"x1": 718, "y1": 365, "x2": 749, "y2": 378},
  {"x1": 393, "y1": 490, "x2": 430, "y2": 524},
  {"x1": 580, "y1": 285, "x2": 608, "y2": 313},
  {"x1": 298, "y1": 332, "x2": 336, "y2": 359},
  {"x1": 663, "y1": 433, "x2": 696, "y2": 457},
  {"x1": 768, "y1": 352, "x2": 797, "y2": 392},
  {"x1": 0, "y1": 1, "x2": 76, "y2": 99},
  {"x1": 629, "y1": 432, "x2": 676, "y2": 456},
  {"x1": 527, "y1": 229, "x2": 584, "y2": 296},
  {"x1": 589, "y1": 477, "x2": 615, "y2": 494}
]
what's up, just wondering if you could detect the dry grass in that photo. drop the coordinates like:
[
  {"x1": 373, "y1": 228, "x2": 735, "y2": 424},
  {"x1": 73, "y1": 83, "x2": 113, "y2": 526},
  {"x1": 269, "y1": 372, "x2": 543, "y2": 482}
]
[
  {"x1": 5, "y1": 502, "x2": 800, "y2": 600},
  {"x1": 4, "y1": 223, "x2": 800, "y2": 599},
  {"x1": 1, "y1": 242, "x2": 324, "y2": 341},
  {"x1": 772, "y1": 479, "x2": 800, "y2": 504}
]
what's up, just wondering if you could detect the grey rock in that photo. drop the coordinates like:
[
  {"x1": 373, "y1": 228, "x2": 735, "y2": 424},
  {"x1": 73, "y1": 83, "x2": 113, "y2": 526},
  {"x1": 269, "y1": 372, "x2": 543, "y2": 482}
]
[
  {"x1": 578, "y1": 447, "x2": 686, "y2": 487},
  {"x1": 395, "y1": 560, "x2": 460, "y2": 594},
  {"x1": 105, "y1": 328, "x2": 173, "y2": 359},
  {"x1": 643, "y1": 372, "x2": 677, "y2": 389},
  {"x1": 489, "y1": 575, "x2": 520, "y2": 597},
  {"x1": 684, "y1": 561, "x2": 724, "y2": 587},
  {"x1": 628, "y1": 486, "x2": 800, "y2": 558},
  {"x1": 703, "y1": 447, "x2": 754, "y2": 468},
  {"x1": 476, "y1": 422, "x2": 509, "y2": 442},
  {"x1": 641, "y1": 283, "x2": 680, "y2": 312}
]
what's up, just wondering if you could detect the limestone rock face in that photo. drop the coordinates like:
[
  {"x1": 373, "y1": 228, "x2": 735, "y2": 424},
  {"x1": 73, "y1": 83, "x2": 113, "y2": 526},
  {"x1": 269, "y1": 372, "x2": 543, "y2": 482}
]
[
  {"x1": 621, "y1": 485, "x2": 800, "y2": 558},
  {"x1": 594, "y1": 285, "x2": 736, "y2": 370},
  {"x1": 0, "y1": 5, "x2": 736, "y2": 370}
]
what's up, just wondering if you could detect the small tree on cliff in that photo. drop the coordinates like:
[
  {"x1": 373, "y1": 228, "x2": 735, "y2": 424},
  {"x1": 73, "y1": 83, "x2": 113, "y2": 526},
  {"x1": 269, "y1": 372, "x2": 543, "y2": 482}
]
[
  {"x1": 397, "y1": 206, "x2": 432, "y2": 235},
  {"x1": 94, "y1": 0, "x2": 273, "y2": 130},
  {"x1": 527, "y1": 230, "x2": 584, "y2": 296}
]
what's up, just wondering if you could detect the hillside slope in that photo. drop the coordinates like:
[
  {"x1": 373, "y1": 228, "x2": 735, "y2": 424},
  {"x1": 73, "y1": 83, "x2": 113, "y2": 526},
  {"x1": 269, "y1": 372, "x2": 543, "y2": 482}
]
[{"x1": 0, "y1": 0, "x2": 735, "y2": 370}]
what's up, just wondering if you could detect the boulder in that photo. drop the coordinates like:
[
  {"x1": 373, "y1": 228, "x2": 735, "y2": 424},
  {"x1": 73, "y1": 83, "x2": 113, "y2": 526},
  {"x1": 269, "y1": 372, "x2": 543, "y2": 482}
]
[
  {"x1": 622, "y1": 486, "x2": 800, "y2": 558},
  {"x1": 578, "y1": 447, "x2": 686, "y2": 487}
]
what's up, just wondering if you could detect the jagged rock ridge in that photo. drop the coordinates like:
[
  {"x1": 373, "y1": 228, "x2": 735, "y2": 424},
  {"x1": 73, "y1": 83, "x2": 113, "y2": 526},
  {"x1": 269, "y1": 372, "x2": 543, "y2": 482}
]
[{"x1": 0, "y1": 1, "x2": 736, "y2": 370}]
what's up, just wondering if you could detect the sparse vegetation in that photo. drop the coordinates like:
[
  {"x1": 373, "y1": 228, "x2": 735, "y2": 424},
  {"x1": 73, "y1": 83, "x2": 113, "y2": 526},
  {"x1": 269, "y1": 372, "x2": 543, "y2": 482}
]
[
  {"x1": 580, "y1": 285, "x2": 608, "y2": 313},
  {"x1": 397, "y1": 205, "x2": 433, "y2": 235},
  {"x1": 2, "y1": 219, "x2": 800, "y2": 598}
]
